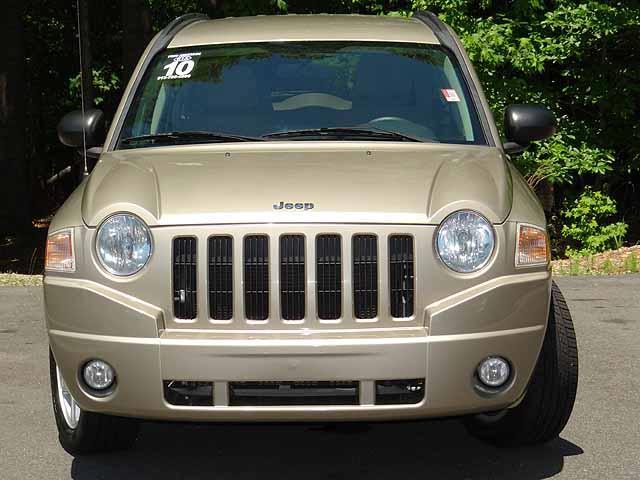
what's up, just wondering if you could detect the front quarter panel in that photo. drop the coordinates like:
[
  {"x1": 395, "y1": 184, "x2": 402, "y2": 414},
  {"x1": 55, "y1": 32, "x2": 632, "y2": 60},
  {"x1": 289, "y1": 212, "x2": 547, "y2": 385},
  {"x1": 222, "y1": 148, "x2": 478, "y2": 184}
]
[
  {"x1": 48, "y1": 179, "x2": 88, "y2": 232},
  {"x1": 506, "y1": 161, "x2": 547, "y2": 227}
]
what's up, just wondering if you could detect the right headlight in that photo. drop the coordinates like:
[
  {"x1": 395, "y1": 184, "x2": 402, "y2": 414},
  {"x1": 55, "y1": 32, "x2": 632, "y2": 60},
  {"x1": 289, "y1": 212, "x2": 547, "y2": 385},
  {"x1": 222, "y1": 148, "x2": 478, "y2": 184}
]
[
  {"x1": 96, "y1": 213, "x2": 152, "y2": 276},
  {"x1": 436, "y1": 210, "x2": 495, "y2": 273}
]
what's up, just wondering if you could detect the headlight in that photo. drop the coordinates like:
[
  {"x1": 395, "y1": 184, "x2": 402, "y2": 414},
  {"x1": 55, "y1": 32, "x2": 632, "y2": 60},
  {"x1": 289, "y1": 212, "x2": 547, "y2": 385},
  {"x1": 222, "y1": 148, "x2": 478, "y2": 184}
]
[
  {"x1": 96, "y1": 214, "x2": 152, "y2": 276},
  {"x1": 516, "y1": 224, "x2": 549, "y2": 267},
  {"x1": 436, "y1": 210, "x2": 495, "y2": 273},
  {"x1": 45, "y1": 229, "x2": 75, "y2": 272}
]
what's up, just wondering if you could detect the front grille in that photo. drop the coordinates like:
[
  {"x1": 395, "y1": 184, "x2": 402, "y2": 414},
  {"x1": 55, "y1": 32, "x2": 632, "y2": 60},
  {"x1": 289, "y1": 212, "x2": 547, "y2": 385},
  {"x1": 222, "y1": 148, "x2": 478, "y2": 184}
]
[
  {"x1": 244, "y1": 235, "x2": 269, "y2": 320},
  {"x1": 280, "y1": 235, "x2": 306, "y2": 320},
  {"x1": 352, "y1": 235, "x2": 378, "y2": 319},
  {"x1": 208, "y1": 236, "x2": 233, "y2": 320},
  {"x1": 170, "y1": 231, "x2": 417, "y2": 326},
  {"x1": 173, "y1": 237, "x2": 197, "y2": 319},
  {"x1": 389, "y1": 235, "x2": 415, "y2": 318},
  {"x1": 316, "y1": 234, "x2": 342, "y2": 320}
]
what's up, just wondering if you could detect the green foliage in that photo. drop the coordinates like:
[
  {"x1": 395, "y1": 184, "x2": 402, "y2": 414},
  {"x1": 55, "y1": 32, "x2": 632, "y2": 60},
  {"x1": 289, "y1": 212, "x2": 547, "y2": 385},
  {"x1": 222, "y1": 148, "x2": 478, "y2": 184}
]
[
  {"x1": 562, "y1": 189, "x2": 628, "y2": 256},
  {"x1": 18, "y1": 0, "x2": 640, "y2": 259},
  {"x1": 624, "y1": 252, "x2": 638, "y2": 273},
  {"x1": 69, "y1": 68, "x2": 121, "y2": 106}
]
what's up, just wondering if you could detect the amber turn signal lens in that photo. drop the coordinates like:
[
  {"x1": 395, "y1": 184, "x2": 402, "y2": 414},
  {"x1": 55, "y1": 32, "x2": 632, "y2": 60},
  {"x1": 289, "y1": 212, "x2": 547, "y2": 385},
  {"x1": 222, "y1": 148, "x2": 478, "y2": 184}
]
[
  {"x1": 516, "y1": 224, "x2": 549, "y2": 267},
  {"x1": 45, "y1": 229, "x2": 75, "y2": 272}
]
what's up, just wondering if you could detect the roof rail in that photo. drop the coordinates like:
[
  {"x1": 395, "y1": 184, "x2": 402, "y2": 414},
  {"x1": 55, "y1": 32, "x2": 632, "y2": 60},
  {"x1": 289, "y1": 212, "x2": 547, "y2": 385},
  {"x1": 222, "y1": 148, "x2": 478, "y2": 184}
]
[
  {"x1": 413, "y1": 11, "x2": 459, "y2": 58},
  {"x1": 413, "y1": 10, "x2": 495, "y2": 146},
  {"x1": 106, "y1": 13, "x2": 207, "y2": 150},
  {"x1": 157, "y1": 13, "x2": 208, "y2": 48}
]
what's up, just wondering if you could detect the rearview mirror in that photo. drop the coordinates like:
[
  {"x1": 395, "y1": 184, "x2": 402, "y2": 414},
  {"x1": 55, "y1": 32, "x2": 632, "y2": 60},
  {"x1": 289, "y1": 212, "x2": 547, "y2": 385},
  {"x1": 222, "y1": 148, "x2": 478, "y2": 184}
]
[
  {"x1": 503, "y1": 105, "x2": 556, "y2": 155},
  {"x1": 57, "y1": 109, "x2": 106, "y2": 150}
]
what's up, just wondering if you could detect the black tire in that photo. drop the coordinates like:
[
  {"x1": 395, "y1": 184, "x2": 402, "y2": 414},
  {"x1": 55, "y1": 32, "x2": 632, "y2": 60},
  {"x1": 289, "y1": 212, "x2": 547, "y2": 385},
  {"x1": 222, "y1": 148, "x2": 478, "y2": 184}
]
[
  {"x1": 464, "y1": 281, "x2": 579, "y2": 446},
  {"x1": 49, "y1": 350, "x2": 139, "y2": 455}
]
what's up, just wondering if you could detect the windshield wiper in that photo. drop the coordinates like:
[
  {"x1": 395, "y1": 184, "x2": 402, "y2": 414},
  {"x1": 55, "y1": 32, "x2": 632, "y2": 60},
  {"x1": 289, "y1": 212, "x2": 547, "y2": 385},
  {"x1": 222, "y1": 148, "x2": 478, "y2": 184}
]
[
  {"x1": 121, "y1": 131, "x2": 266, "y2": 146},
  {"x1": 262, "y1": 127, "x2": 423, "y2": 142}
]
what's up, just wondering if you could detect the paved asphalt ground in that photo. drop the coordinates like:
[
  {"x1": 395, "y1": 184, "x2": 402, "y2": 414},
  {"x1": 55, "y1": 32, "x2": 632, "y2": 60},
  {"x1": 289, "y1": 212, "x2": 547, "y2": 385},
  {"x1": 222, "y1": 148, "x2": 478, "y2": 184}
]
[{"x1": 1, "y1": 276, "x2": 639, "y2": 480}]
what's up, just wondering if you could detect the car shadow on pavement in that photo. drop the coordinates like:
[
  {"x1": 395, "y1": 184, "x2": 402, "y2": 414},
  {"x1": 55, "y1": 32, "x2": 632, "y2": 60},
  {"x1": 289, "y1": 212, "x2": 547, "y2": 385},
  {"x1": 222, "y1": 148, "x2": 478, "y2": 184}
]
[{"x1": 70, "y1": 419, "x2": 583, "y2": 480}]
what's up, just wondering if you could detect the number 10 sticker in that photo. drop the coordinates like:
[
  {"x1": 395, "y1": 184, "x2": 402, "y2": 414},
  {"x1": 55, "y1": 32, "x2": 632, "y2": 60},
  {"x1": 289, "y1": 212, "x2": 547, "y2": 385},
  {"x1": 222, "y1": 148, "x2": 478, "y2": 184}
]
[{"x1": 158, "y1": 53, "x2": 201, "y2": 80}]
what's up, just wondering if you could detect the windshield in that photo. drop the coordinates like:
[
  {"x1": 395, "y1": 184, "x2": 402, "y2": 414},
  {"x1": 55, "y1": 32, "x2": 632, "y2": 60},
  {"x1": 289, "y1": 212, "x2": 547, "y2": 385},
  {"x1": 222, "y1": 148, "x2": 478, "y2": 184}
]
[{"x1": 117, "y1": 42, "x2": 486, "y2": 149}]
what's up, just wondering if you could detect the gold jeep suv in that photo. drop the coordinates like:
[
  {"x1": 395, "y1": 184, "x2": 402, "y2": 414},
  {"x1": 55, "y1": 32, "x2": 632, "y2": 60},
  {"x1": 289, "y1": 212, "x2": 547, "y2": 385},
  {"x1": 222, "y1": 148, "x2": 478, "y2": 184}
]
[{"x1": 46, "y1": 12, "x2": 578, "y2": 454}]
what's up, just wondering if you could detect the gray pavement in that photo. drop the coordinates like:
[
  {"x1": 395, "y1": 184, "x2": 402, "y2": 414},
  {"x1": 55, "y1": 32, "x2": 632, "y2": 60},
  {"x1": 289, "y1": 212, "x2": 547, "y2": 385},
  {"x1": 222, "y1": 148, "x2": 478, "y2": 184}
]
[{"x1": 1, "y1": 276, "x2": 639, "y2": 479}]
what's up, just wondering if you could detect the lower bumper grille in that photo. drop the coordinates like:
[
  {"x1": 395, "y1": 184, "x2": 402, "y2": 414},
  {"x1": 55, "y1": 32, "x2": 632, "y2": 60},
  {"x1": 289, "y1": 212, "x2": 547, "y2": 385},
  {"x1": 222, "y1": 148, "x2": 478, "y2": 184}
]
[
  {"x1": 375, "y1": 379, "x2": 424, "y2": 405},
  {"x1": 229, "y1": 381, "x2": 359, "y2": 406},
  {"x1": 164, "y1": 380, "x2": 214, "y2": 406},
  {"x1": 162, "y1": 379, "x2": 425, "y2": 407}
]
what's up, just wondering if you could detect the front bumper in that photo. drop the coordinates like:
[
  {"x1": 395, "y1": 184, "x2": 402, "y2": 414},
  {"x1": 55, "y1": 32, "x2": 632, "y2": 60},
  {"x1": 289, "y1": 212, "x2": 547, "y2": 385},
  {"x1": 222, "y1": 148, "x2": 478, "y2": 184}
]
[{"x1": 46, "y1": 271, "x2": 550, "y2": 422}]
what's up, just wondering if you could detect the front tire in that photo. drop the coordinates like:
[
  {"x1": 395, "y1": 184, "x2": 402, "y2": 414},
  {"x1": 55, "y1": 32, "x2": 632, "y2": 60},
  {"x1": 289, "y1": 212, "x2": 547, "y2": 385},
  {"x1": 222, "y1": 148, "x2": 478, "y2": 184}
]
[
  {"x1": 464, "y1": 281, "x2": 579, "y2": 446},
  {"x1": 49, "y1": 350, "x2": 139, "y2": 455}
]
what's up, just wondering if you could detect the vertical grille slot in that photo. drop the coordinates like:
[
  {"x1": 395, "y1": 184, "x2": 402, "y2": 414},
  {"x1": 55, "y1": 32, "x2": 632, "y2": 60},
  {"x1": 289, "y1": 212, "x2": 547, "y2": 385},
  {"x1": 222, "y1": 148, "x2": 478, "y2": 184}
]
[
  {"x1": 352, "y1": 235, "x2": 378, "y2": 319},
  {"x1": 316, "y1": 234, "x2": 342, "y2": 320},
  {"x1": 208, "y1": 236, "x2": 233, "y2": 320},
  {"x1": 389, "y1": 235, "x2": 415, "y2": 318},
  {"x1": 280, "y1": 235, "x2": 306, "y2": 320},
  {"x1": 244, "y1": 235, "x2": 269, "y2": 320},
  {"x1": 173, "y1": 237, "x2": 197, "y2": 319}
]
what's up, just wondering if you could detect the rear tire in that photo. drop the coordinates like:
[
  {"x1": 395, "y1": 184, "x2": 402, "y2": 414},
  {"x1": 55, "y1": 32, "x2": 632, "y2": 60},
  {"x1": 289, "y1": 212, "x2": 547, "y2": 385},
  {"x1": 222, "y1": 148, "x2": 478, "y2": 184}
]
[
  {"x1": 464, "y1": 281, "x2": 578, "y2": 446},
  {"x1": 49, "y1": 350, "x2": 139, "y2": 455}
]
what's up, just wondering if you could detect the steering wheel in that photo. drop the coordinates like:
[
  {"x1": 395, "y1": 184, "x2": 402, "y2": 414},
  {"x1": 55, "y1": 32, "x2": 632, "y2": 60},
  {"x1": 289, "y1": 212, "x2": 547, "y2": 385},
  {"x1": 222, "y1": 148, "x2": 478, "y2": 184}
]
[
  {"x1": 367, "y1": 116, "x2": 408, "y2": 126},
  {"x1": 365, "y1": 116, "x2": 436, "y2": 140}
]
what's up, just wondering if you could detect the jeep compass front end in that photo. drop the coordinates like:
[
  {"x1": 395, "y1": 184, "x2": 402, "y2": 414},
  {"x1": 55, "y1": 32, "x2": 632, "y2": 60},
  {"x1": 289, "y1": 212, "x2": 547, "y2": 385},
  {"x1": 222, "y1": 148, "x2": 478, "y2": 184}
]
[{"x1": 45, "y1": 13, "x2": 578, "y2": 454}]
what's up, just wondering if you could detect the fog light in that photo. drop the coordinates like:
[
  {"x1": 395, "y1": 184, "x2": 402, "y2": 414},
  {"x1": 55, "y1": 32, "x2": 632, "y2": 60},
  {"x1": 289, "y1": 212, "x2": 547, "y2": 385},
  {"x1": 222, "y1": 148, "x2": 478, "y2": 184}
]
[
  {"x1": 82, "y1": 360, "x2": 115, "y2": 390},
  {"x1": 477, "y1": 357, "x2": 510, "y2": 388}
]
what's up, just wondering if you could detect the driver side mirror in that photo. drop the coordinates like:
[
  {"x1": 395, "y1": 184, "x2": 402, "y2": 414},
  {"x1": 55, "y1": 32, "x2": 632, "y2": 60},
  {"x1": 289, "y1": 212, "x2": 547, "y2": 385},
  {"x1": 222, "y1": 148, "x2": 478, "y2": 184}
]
[
  {"x1": 57, "y1": 109, "x2": 106, "y2": 153},
  {"x1": 503, "y1": 104, "x2": 556, "y2": 155}
]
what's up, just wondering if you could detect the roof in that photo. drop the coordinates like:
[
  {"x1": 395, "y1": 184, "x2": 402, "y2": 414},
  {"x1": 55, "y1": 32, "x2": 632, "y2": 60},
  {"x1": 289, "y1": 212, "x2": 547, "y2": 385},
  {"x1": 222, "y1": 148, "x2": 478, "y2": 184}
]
[{"x1": 168, "y1": 14, "x2": 440, "y2": 48}]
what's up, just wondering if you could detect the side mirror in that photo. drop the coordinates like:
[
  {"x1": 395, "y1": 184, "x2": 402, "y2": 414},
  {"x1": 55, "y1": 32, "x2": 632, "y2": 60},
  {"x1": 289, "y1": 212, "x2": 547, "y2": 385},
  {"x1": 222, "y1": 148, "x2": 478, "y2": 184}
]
[
  {"x1": 57, "y1": 109, "x2": 106, "y2": 150},
  {"x1": 503, "y1": 104, "x2": 556, "y2": 155}
]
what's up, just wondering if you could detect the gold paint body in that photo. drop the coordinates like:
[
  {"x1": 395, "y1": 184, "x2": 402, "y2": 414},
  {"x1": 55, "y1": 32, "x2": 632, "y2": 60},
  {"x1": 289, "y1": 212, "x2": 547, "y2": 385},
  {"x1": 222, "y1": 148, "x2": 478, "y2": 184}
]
[{"x1": 46, "y1": 15, "x2": 551, "y2": 421}]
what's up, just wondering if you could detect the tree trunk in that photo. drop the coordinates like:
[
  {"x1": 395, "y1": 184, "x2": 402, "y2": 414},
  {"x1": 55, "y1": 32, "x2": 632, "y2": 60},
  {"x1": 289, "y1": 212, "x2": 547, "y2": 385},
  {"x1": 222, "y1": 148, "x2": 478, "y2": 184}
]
[
  {"x1": 537, "y1": 179, "x2": 555, "y2": 214},
  {"x1": 78, "y1": 0, "x2": 94, "y2": 108},
  {"x1": 0, "y1": 0, "x2": 28, "y2": 233},
  {"x1": 122, "y1": 0, "x2": 152, "y2": 83}
]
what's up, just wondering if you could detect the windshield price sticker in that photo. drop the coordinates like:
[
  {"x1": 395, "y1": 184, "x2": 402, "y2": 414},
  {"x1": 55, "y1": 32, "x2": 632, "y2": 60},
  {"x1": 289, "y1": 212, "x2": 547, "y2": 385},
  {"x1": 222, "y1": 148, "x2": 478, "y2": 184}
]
[
  {"x1": 158, "y1": 53, "x2": 201, "y2": 80},
  {"x1": 441, "y1": 88, "x2": 461, "y2": 102}
]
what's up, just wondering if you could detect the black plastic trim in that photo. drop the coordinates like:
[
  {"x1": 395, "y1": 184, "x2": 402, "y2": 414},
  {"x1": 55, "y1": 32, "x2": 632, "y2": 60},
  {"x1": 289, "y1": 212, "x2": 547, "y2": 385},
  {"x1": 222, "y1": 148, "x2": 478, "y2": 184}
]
[
  {"x1": 229, "y1": 381, "x2": 359, "y2": 406},
  {"x1": 107, "y1": 13, "x2": 207, "y2": 151},
  {"x1": 413, "y1": 11, "x2": 495, "y2": 146}
]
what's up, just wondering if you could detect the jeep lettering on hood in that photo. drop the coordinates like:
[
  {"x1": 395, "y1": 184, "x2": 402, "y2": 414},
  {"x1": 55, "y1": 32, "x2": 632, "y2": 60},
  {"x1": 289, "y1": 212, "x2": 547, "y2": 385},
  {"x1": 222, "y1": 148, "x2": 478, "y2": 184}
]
[
  {"x1": 80, "y1": 144, "x2": 512, "y2": 227},
  {"x1": 273, "y1": 201, "x2": 315, "y2": 210}
]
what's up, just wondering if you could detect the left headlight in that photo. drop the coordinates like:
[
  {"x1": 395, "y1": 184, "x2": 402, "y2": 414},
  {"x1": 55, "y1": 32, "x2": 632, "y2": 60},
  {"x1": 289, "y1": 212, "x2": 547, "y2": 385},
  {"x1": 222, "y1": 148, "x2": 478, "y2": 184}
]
[
  {"x1": 436, "y1": 210, "x2": 495, "y2": 273},
  {"x1": 96, "y1": 214, "x2": 152, "y2": 276}
]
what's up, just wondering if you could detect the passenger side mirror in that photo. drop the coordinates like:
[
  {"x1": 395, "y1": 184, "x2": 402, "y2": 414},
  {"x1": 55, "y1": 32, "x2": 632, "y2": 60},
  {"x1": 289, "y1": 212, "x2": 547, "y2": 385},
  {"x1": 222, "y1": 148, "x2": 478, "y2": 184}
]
[
  {"x1": 503, "y1": 105, "x2": 556, "y2": 155},
  {"x1": 57, "y1": 109, "x2": 106, "y2": 150}
]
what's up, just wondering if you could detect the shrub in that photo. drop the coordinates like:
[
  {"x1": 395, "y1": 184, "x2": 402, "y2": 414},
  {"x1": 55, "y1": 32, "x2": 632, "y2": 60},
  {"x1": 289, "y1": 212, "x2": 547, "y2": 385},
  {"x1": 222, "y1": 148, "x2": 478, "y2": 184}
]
[
  {"x1": 624, "y1": 252, "x2": 639, "y2": 273},
  {"x1": 562, "y1": 189, "x2": 628, "y2": 256}
]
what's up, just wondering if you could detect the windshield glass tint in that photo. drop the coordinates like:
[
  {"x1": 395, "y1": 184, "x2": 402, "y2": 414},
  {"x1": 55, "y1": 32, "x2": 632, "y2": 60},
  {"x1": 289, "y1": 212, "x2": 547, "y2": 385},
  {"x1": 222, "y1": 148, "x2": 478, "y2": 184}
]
[{"x1": 118, "y1": 42, "x2": 485, "y2": 148}]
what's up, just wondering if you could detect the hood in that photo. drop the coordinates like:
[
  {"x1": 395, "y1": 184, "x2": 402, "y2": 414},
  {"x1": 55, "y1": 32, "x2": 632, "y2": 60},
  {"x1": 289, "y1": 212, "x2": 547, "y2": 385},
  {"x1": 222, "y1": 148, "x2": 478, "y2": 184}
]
[{"x1": 81, "y1": 143, "x2": 512, "y2": 227}]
